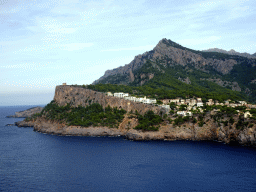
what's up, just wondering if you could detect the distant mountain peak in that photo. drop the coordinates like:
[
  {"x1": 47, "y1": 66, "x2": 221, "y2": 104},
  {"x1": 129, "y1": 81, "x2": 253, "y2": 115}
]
[{"x1": 203, "y1": 48, "x2": 256, "y2": 58}]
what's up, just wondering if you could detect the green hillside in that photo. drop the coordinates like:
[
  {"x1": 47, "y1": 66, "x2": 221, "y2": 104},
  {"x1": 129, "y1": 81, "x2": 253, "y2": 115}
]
[
  {"x1": 90, "y1": 39, "x2": 256, "y2": 103},
  {"x1": 87, "y1": 59, "x2": 249, "y2": 103}
]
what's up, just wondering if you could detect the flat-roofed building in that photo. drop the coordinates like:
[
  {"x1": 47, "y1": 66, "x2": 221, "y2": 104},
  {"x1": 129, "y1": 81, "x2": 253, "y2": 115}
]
[
  {"x1": 150, "y1": 99, "x2": 157, "y2": 104},
  {"x1": 177, "y1": 111, "x2": 192, "y2": 116},
  {"x1": 206, "y1": 99, "x2": 214, "y2": 106},
  {"x1": 114, "y1": 92, "x2": 129, "y2": 98}
]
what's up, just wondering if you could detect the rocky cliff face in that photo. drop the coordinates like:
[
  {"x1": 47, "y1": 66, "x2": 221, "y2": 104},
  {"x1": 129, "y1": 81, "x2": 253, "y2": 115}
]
[
  {"x1": 53, "y1": 85, "x2": 168, "y2": 115},
  {"x1": 13, "y1": 85, "x2": 256, "y2": 147},
  {"x1": 93, "y1": 38, "x2": 243, "y2": 85},
  {"x1": 152, "y1": 39, "x2": 238, "y2": 75},
  {"x1": 6, "y1": 106, "x2": 43, "y2": 118},
  {"x1": 16, "y1": 114, "x2": 256, "y2": 147},
  {"x1": 200, "y1": 78, "x2": 241, "y2": 92}
]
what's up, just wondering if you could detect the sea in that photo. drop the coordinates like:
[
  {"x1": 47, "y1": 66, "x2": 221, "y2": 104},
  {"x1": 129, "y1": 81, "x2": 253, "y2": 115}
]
[{"x1": 1, "y1": 105, "x2": 256, "y2": 192}]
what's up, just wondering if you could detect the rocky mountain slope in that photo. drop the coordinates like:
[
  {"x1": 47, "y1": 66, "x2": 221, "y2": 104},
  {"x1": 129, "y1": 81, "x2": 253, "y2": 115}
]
[
  {"x1": 203, "y1": 48, "x2": 256, "y2": 59},
  {"x1": 93, "y1": 38, "x2": 256, "y2": 103}
]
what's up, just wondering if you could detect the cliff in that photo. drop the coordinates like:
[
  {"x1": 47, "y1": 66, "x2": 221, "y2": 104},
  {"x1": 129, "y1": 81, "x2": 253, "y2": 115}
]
[
  {"x1": 14, "y1": 85, "x2": 256, "y2": 147},
  {"x1": 6, "y1": 106, "x2": 44, "y2": 118},
  {"x1": 53, "y1": 85, "x2": 168, "y2": 115},
  {"x1": 15, "y1": 115, "x2": 256, "y2": 147}
]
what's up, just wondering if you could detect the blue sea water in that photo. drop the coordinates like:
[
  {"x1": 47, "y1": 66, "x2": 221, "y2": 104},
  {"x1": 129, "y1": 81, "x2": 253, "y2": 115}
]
[{"x1": 1, "y1": 105, "x2": 256, "y2": 192}]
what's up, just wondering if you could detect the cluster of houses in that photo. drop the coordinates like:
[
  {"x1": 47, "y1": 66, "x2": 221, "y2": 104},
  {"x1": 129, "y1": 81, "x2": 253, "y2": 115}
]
[
  {"x1": 161, "y1": 98, "x2": 204, "y2": 107},
  {"x1": 161, "y1": 98, "x2": 256, "y2": 109},
  {"x1": 106, "y1": 92, "x2": 172, "y2": 111},
  {"x1": 161, "y1": 98, "x2": 256, "y2": 118},
  {"x1": 106, "y1": 92, "x2": 256, "y2": 118}
]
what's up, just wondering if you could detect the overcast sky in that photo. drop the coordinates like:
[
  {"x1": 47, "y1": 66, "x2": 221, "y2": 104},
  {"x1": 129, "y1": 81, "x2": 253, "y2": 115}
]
[{"x1": 1, "y1": 0, "x2": 256, "y2": 106}]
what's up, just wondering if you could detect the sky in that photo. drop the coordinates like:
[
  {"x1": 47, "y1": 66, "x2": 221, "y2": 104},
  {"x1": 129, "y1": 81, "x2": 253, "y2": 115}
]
[{"x1": 1, "y1": 0, "x2": 256, "y2": 106}]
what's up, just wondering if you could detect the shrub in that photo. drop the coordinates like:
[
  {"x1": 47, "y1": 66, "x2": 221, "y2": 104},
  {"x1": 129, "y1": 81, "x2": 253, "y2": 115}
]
[
  {"x1": 134, "y1": 110, "x2": 162, "y2": 131},
  {"x1": 198, "y1": 121, "x2": 204, "y2": 127},
  {"x1": 40, "y1": 101, "x2": 126, "y2": 128}
]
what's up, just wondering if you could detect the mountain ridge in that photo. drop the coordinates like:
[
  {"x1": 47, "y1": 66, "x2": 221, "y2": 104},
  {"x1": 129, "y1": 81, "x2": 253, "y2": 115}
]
[
  {"x1": 202, "y1": 48, "x2": 256, "y2": 58},
  {"x1": 92, "y1": 38, "x2": 256, "y2": 103}
]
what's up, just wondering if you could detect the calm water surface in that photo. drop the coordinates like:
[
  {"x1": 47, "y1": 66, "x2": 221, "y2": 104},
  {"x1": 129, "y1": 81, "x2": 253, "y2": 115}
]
[{"x1": 1, "y1": 106, "x2": 256, "y2": 192}]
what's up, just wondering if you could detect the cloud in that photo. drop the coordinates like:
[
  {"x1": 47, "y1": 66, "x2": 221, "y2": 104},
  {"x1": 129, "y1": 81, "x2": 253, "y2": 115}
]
[{"x1": 100, "y1": 45, "x2": 154, "y2": 52}]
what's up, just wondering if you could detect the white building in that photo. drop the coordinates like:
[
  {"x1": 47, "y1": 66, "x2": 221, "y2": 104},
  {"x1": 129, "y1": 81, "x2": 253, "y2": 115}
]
[
  {"x1": 150, "y1": 99, "x2": 157, "y2": 104},
  {"x1": 190, "y1": 99, "x2": 197, "y2": 106},
  {"x1": 239, "y1": 101, "x2": 247, "y2": 106},
  {"x1": 125, "y1": 96, "x2": 136, "y2": 102},
  {"x1": 160, "y1": 105, "x2": 170, "y2": 110},
  {"x1": 143, "y1": 99, "x2": 151, "y2": 104},
  {"x1": 206, "y1": 99, "x2": 214, "y2": 106},
  {"x1": 177, "y1": 111, "x2": 192, "y2": 116},
  {"x1": 114, "y1": 92, "x2": 129, "y2": 98},
  {"x1": 244, "y1": 111, "x2": 252, "y2": 118},
  {"x1": 197, "y1": 102, "x2": 204, "y2": 107}
]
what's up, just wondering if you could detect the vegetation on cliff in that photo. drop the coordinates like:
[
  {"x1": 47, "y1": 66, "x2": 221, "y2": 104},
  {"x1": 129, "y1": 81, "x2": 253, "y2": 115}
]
[
  {"x1": 133, "y1": 110, "x2": 162, "y2": 131},
  {"x1": 83, "y1": 58, "x2": 252, "y2": 102},
  {"x1": 27, "y1": 101, "x2": 127, "y2": 128}
]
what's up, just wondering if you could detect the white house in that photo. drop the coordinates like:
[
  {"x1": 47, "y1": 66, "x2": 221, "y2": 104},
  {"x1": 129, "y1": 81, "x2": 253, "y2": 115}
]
[
  {"x1": 160, "y1": 105, "x2": 170, "y2": 110},
  {"x1": 190, "y1": 99, "x2": 197, "y2": 106},
  {"x1": 114, "y1": 92, "x2": 129, "y2": 98},
  {"x1": 197, "y1": 102, "x2": 204, "y2": 107},
  {"x1": 177, "y1": 111, "x2": 184, "y2": 116},
  {"x1": 244, "y1": 111, "x2": 252, "y2": 118},
  {"x1": 170, "y1": 99, "x2": 180, "y2": 104},
  {"x1": 206, "y1": 99, "x2": 214, "y2": 106},
  {"x1": 150, "y1": 99, "x2": 157, "y2": 104},
  {"x1": 143, "y1": 99, "x2": 151, "y2": 104},
  {"x1": 125, "y1": 96, "x2": 136, "y2": 102},
  {"x1": 177, "y1": 111, "x2": 191, "y2": 116},
  {"x1": 239, "y1": 101, "x2": 247, "y2": 106}
]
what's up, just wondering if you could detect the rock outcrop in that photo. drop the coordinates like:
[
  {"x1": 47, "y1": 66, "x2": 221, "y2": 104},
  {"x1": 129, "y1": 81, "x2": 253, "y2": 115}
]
[
  {"x1": 200, "y1": 78, "x2": 241, "y2": 92},
  {"x1": 54, "y1": 85, "x2": 168, "y2": 115},
  {"x1": 15, "y1": 116, "x2": 256, "y2": 147},
  {"x1": 6, "y1": 106, "x2": 44, "y2": 118},
  {"x1": 93, "y1": 38, "x2": 242, "y2": 85}
]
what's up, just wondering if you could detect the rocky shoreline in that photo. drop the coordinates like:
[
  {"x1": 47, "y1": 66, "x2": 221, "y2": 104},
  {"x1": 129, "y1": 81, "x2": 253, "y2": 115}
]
[
  {"x1": 14, "y1": 118, "x2": 256, "y2": 147},
  {"x1": 6, "y1": 106, "x2": 43, "y2": 118}
]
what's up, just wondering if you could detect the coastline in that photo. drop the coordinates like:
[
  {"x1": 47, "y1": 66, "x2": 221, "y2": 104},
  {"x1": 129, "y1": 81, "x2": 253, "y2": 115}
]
[{"x1": 15, "y1": 118, "x2": 256, "y2": 147}]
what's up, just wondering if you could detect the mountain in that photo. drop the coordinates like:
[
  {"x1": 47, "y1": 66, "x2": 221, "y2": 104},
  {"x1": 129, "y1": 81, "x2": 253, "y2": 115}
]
[
  {"x1": 202, "y1": 48, "x2": 256, "y2": 58},
  {"x1": 92, "y1": 38, "x2": 256, "y2": 103}
]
